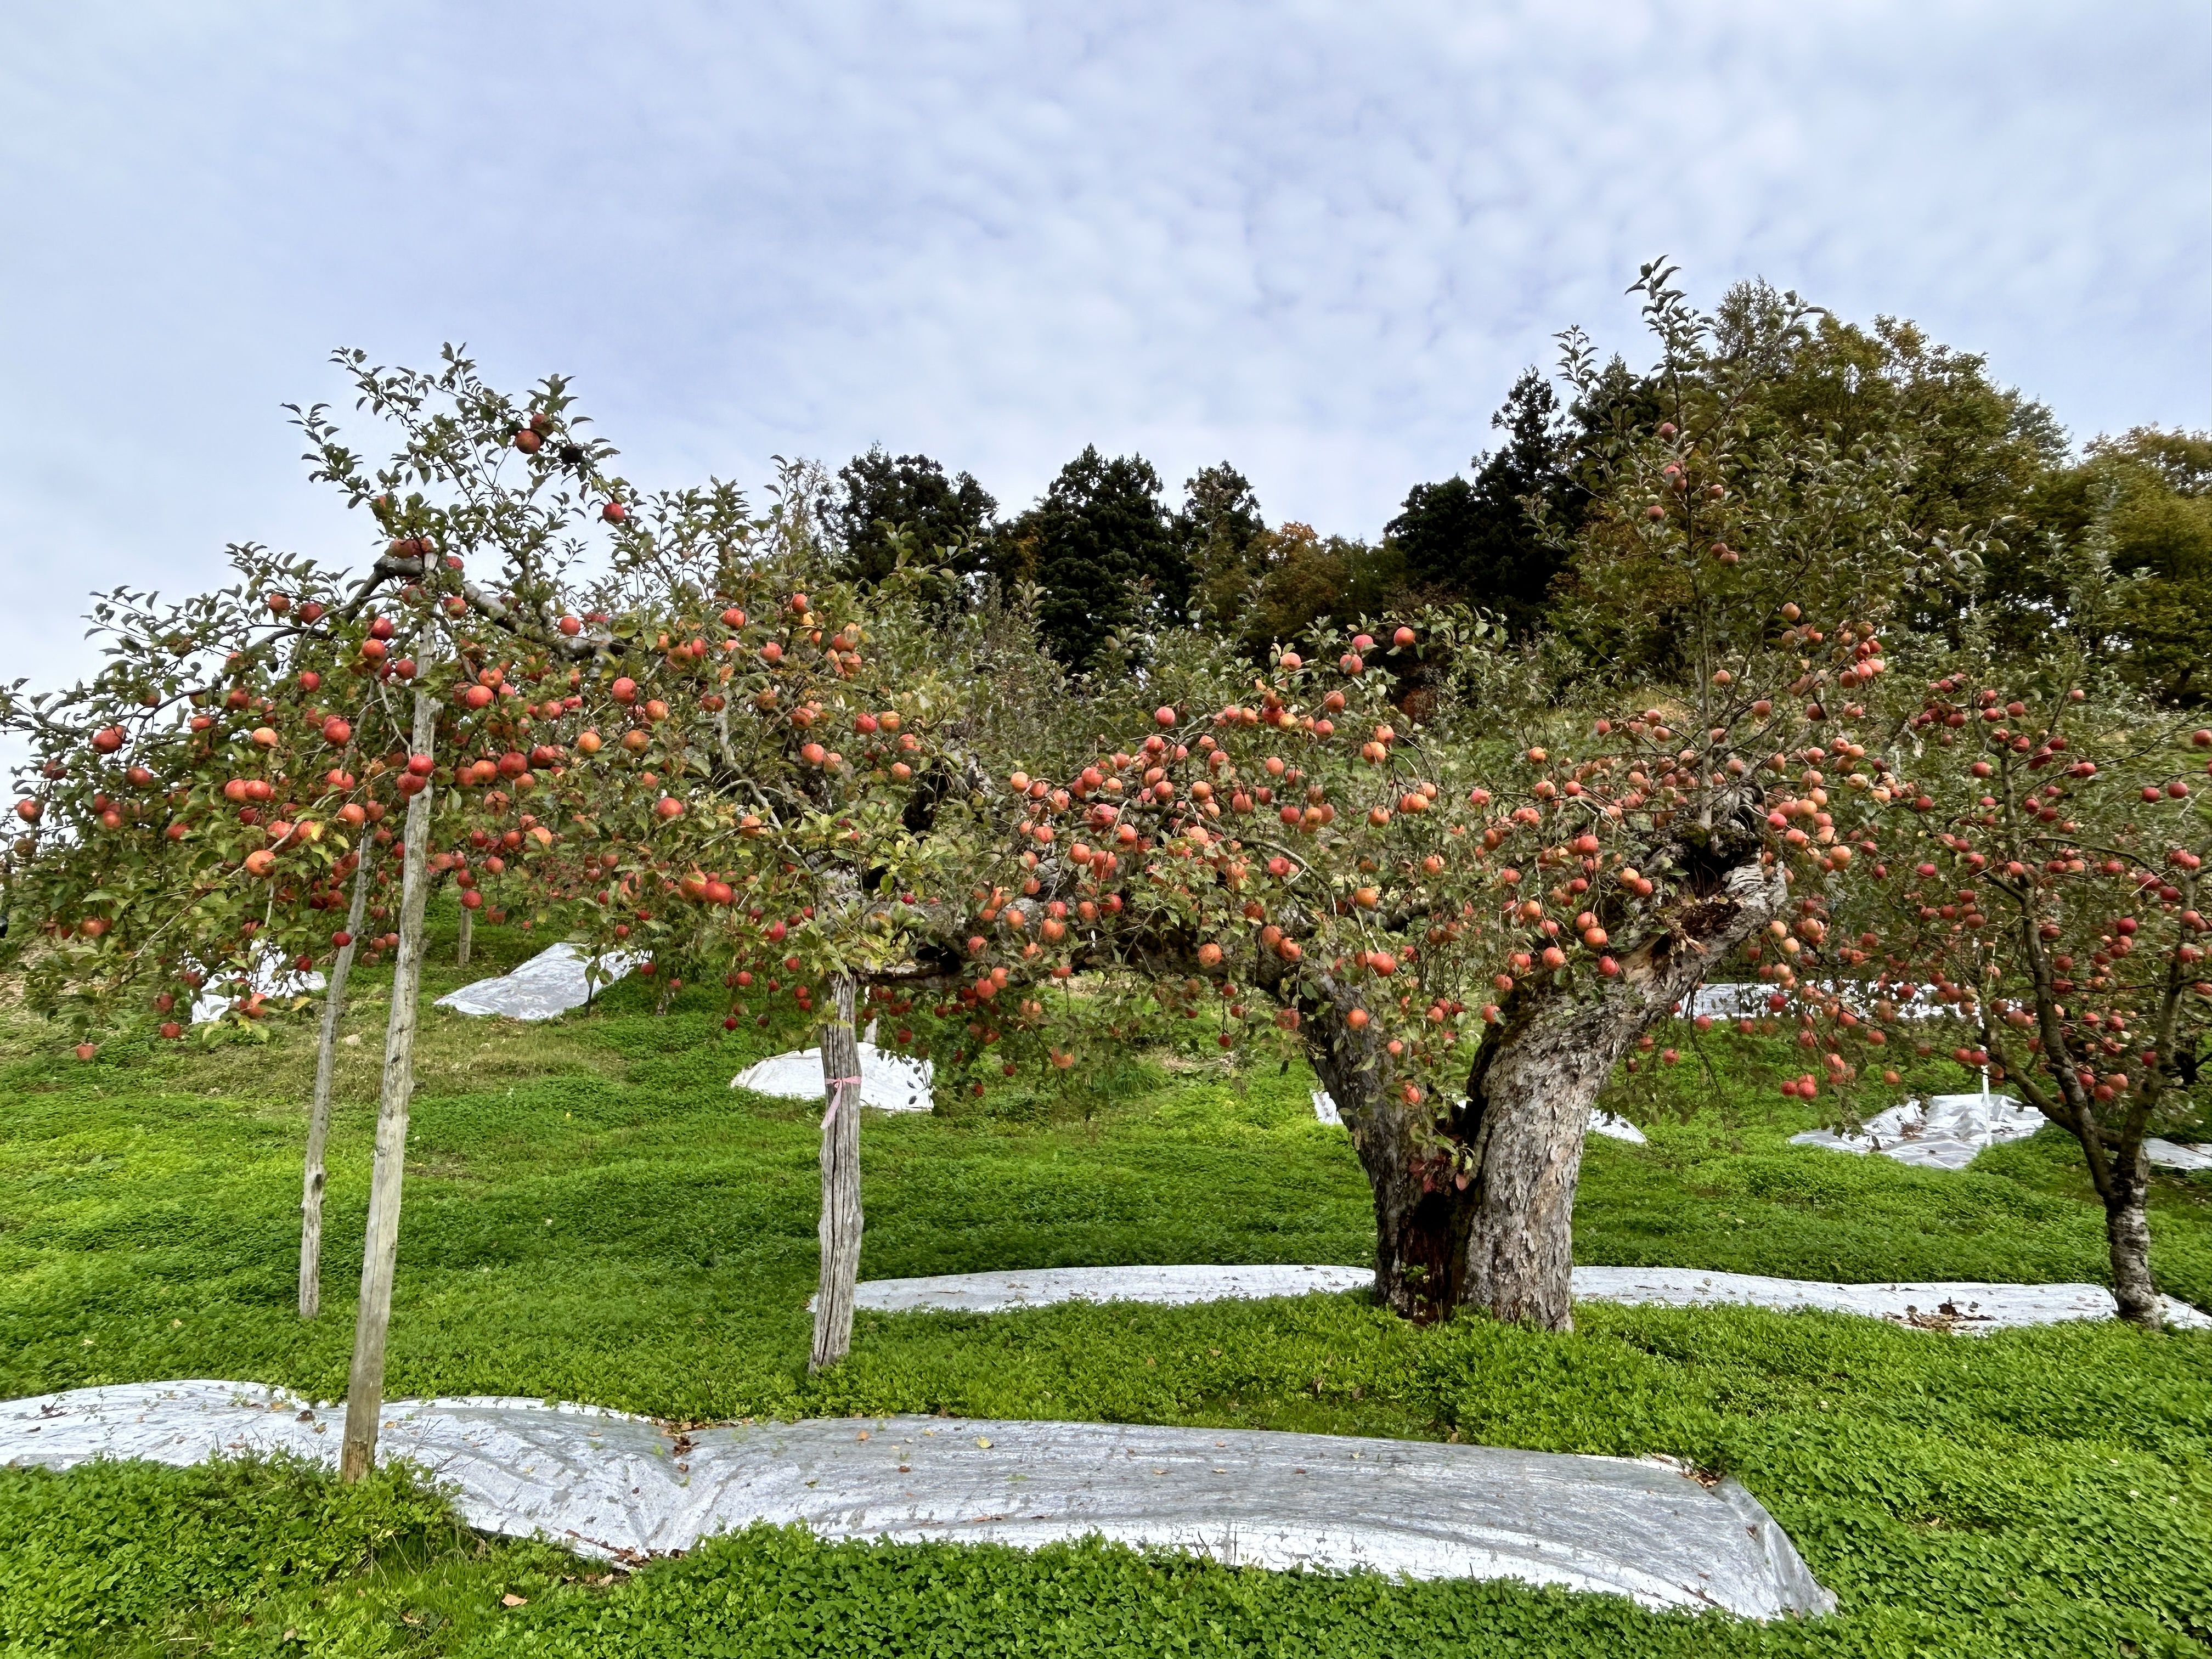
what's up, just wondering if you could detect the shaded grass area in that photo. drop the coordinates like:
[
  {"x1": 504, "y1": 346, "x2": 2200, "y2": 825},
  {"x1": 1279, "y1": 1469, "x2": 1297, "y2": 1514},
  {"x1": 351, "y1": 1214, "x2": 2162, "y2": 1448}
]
[{"x1": 4, "y1": 911, "x2": 2212, "y2": 1654}]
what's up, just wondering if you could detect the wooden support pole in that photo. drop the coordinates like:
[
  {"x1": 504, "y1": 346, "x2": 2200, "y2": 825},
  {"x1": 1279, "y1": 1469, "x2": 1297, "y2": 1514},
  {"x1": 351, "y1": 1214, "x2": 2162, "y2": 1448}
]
[{"x1": 339, "y1": 689, "x2": 436, "y2": 1480}]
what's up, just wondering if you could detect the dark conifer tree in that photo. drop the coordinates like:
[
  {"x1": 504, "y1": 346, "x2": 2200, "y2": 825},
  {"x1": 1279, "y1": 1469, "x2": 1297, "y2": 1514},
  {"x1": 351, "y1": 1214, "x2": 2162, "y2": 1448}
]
[
  {"x1": 1385, "y1": 369, "x2": 1581, "y2": 636},
  {"x1": 834, "y1": 447, "x2": 997, "y2": 586},
  {"x1": 1000, "y1": 446, "x2": 1184, "y2": 670}
]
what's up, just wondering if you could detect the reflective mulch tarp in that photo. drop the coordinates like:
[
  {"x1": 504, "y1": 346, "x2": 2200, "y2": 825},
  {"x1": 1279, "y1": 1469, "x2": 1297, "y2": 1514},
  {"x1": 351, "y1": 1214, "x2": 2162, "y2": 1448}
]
[
  {"x1": 433, "y1": 943, "x2": 638, "y2": 1021},
  {"x1": 730, "y1": 1042, "x2": 934, "y2": 1113},
  {"x1": 838, "y1": 1262, "x2": 2211, "y2": 1331},
  {"x1": 1790, "y1": 1092, "x2": 2209, "y2": 1174},
  {"x1": 0, "y1": 1382, "x2": 1833, "y2": 1618}
]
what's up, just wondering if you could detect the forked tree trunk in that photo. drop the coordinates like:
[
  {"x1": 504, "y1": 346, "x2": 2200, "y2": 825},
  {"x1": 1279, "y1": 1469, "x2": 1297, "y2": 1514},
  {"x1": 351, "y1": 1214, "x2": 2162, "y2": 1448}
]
[
  {"x1": 1310, "y1": 855, "x2": 1787, "y2": 1329},
  {"x1": 456, "y1": 902, "x2": 472, "y2": 968},
  {"x1": 340, "y1": 691, "x2": 436, "y2": 1481},
  {"x1": 809, "y1": 972, "x2": 865, "y2": 1372},
  {"x1": 298, "y1": 853, "x2": 373, "y2": 1317}
]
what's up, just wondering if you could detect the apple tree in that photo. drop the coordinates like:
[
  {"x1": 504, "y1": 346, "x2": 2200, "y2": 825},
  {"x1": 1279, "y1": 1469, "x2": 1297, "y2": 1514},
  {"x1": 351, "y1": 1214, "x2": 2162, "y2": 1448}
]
[
  {"x1": 524, "y1": 527, "x2": 1095, "y2": 1368},
  {"x1": 1807, "y1": 662, "x2": 2211, "y2": 1324},
  {"x1": 2, "y1": 348, "x2": 676, "y2": 1473},
  {"x1": 991, "y1": 265, "x2": 1981, "y2": 1328}
]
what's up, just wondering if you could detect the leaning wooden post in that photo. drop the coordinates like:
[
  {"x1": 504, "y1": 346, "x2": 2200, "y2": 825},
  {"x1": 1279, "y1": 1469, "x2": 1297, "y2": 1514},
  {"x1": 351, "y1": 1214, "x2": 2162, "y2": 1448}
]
[
  {"x1": 808, "y1": 971, "x2": 865, "y2": 1372},
  {"x1": 340, "y1": 688, "x2": 437, "y2": 1480},
  {"x1": 298, "y1": 850, "x2": 373, "y2": 1317}
]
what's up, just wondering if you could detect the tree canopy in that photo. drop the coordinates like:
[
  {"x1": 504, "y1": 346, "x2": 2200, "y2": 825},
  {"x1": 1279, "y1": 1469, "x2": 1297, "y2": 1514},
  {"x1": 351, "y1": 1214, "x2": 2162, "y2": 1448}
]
[
  {"x1": 833, "y1": 447, "x2": 997, "y2": 588},
  {"x1": 1385, "y1": 369, "x2": 1581, "y2": 636},
  {"x1": 994, "y1": 445, "x2": 1187, "y2": 672}
]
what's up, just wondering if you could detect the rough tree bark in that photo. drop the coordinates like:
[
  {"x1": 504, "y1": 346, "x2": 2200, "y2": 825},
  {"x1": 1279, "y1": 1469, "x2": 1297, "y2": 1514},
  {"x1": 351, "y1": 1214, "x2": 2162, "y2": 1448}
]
[
  {"x1": 809, "y1": 971, "x2": 865, "y2": 1372},
  {"x1": 2050, "y1": 1073, "x2": 2163, "y2": 1329},
  {"x1": 1309, "y1": 855, "x2": 1789, "y2": 1329},
  {"x1": 2101, "y1": 1150, "x2": 2159, "y2": 1327},
  {"x1": 339, "y1": 691, "x2": 436, "y2": 1481},
  {"x1": 298, "y1": 851, "x2": 373, "y2": 1318}
]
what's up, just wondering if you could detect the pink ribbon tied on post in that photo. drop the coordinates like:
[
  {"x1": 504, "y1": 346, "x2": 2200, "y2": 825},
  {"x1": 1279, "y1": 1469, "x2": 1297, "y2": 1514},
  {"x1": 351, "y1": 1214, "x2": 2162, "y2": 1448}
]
[{"x1": 821, "y1": 1074, "x2": 863, "y2": 1127}]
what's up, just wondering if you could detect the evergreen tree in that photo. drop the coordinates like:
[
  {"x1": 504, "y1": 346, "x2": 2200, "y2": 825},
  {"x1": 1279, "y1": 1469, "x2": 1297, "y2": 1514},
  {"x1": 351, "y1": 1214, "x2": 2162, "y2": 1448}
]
[
  {"x1": 2075, "y1": 427, "x2": 2212, "y2": 705},
  {"x1": 998, "y1": 446, "x2": 1184, "y2": 670},
  {"x1": 1385, "y1": 369, "x2": 1581, "y2": 635},
  {"x1": 1175, "y1": 462, "x2": 1267, "y2": 631},
  {"x1": 833, "y1": 447, "x2": 997, "y2": 586}
]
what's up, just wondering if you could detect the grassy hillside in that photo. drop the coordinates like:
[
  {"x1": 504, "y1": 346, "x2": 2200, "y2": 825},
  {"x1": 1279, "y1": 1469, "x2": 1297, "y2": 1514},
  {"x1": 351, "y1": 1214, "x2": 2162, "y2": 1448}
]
[{"x1": 3, "y1": 909, "x2": 2210, "y2": 1655}]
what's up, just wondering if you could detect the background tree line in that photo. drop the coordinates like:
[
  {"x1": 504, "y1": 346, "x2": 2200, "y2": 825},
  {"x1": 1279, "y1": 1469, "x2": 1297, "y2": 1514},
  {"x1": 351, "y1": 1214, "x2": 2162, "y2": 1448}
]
[{"x1": 829, "y1": 284, "x2": 2212, "y2": 703}]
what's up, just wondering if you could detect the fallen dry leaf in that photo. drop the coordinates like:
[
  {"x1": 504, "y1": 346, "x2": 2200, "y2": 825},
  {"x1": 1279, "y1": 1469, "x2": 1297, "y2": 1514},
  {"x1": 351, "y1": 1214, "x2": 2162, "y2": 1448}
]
[{"x1": 500, "y1": 1593, "x2": 528, "y2": 1607}]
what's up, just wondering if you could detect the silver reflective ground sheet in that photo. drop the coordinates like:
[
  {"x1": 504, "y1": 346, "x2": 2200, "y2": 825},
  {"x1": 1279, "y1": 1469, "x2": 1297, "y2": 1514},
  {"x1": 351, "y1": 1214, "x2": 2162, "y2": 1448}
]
[
  {"x1": 840, "y1": 1263, "x2": 2212, "y2": 1331},
  {"x1": 1790, "y1": 1092, "x2": 2211, "y2": 1174},
  {"x1": 729, "y1": 1042, "x2": 934, "y2": 1112},
  {"x1": 433, "y1": 943, "x2": 637, "y2": 1021},
  {"x1": 0, "y1": 1383, "x2": 1831, "y2": 1618}
]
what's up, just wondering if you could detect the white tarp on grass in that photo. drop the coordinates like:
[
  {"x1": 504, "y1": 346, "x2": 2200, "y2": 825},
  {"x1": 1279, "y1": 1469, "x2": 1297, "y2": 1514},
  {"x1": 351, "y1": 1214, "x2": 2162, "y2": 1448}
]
[
  {"x1": 730, "y1": 1042, "x2": 934, "y2": 1113},
  {"x1": 1789, "y1": 1092, "x2": 2044, "y2": 1171},
  {"x1": 836, "y1": 1262, "x2": 2211, "y2": 1332},
  {"x1": 0, "y1": 1381, "x2": 1832, "y2": 1618},
  {"x1": 189, "y1": 948, "x2": 324, "y2": 1024},
  {"x1": 1685, "y1": 982, "x2": 1948, "y2": 1021},
  {"x1": 2148, "y1": 1139, "x2": 2212, "y2": 1171},
  {"x1": 1309, "y1": 1090, "x2": 1644, "y2": 1144},
  {"x1": 434, "y1": 943, "x2": 639, "y2": 1022},
  {"x1": 1789, "y1": 1092, "x2": 2211, "y2": 1175}
]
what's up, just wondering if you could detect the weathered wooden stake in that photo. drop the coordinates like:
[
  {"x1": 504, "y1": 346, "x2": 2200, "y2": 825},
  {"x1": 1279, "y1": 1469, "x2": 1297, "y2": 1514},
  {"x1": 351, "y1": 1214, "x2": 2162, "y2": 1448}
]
[
  {"x1": 808, "y1": 972, "x2": 864, "y2": 1372},
  {"x1": 455, "y1": 902, "x2": 472, "y2": 968},
  {"x1": 298, "y1": 851, "x2": 372, "y2": 1318},
  {"x1": 339, "y1": 689, "x2": 436, "y2": 1481}
]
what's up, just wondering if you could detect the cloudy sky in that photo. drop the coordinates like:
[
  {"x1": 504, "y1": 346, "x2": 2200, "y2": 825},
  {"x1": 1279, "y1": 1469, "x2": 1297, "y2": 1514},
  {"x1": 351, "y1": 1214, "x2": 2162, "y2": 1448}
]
[{"x1": 3, "y1": 1, "x2": 2206, "y2": 710}]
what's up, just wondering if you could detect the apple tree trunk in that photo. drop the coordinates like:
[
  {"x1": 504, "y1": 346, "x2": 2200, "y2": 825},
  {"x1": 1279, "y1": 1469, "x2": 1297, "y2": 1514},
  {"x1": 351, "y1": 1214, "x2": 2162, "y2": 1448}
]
[
  {"x1": 1308, "y1": 856, "x2": 1787, "y2": 1329},
  {"x1": 809, "y1": 972, "x2": 865, "y2": 1372},
  {"x1": 2098, "y1": 1146, "x2": 2160, "y2": 1328},
  {"x1": 298, "y1": 851, "x2": 372, "y2": 1318}
]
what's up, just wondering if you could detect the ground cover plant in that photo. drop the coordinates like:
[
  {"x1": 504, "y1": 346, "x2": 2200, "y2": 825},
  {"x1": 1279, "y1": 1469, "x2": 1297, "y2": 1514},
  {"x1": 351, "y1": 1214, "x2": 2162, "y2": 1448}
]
[{"x1": 3, "y1": 906, "x2": 2211, "y2": 1656}]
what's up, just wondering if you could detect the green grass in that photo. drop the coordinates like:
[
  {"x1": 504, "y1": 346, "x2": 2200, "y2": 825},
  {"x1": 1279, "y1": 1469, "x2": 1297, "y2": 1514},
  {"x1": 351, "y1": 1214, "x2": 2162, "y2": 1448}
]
[{"x1": 4, "y1": 909, "x2": 2211, "y2": 1655}]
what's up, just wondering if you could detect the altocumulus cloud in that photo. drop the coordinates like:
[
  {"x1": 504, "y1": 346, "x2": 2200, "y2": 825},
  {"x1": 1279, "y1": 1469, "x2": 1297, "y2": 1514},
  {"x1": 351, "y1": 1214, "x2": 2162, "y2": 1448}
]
[{"x1": 1, "y1": 0, "x2": 2205, "y2": 708}]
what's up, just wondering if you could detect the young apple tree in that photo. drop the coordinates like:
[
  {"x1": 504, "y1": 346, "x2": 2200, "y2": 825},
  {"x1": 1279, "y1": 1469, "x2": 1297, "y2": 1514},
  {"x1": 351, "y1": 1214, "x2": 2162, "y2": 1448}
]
[
  {"x1": 539, "y1": 527, "x2": 1084, "y2": 1369},
  {"x1": 3, "y1": 349, "x2": 673, "y2": 1473},
  {"x1": 1814, "y1": 667, "x2": 2210, "y2": 1325}
]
